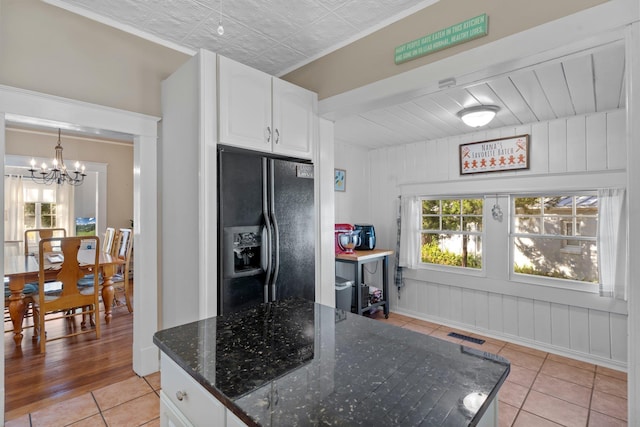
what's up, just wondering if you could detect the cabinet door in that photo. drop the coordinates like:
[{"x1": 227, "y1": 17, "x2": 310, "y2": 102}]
[
  {"x1": 272, "y1": 78, "x2": 316, "y2": 160},
  {"x1": 218, "y1": 55, "x2": 272, "y2": 152},
  {"x1": 227, "y1": 410, "x2": 250, "y2": 427},
  {"x1": 160, "y1": 392, "x2": 193, "y2": 427},
  {"x1": 161, "y1": 355, "x2": 226, "y2": 426}
]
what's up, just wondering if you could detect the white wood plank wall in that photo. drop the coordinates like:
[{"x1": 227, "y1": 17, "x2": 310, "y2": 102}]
[{"x1": 366, "y1": 109, "x2": 628, "y2": 369}]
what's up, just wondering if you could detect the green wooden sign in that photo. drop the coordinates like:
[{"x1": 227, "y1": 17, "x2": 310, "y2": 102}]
[{"x1": 395, "y1": 14, "x2": 488, "y2": 64}]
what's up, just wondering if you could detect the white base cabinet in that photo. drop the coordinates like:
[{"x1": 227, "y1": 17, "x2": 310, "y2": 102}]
[{"x1": 160, "y1": 354, "x2": 249, "y2": 427}]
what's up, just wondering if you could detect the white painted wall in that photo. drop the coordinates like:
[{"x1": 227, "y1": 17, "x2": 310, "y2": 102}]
[
  {"x1": 363, "y1": 109, "x2": 628, "y2": 369},
  {"x1": 334, "y1": 141, "x2": 370, "y2": 225}
]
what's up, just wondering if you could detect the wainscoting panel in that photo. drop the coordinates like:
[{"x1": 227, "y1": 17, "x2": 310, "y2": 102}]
[
  {"x1": 502, "y1": 295, "x2": 520, "y2": 337},
  {"x1": 393, "y1": 279, "x2": 628, "y2": 366},
  {"x1": 589, "y1": 309, "x2": 612, "y2": 359},
  {"x1": 610, "y1": 313, "x2": 627, "y2": 362},
  {"x1": 550, "y1": 303, "x2": 571, "y2": 348},
  {"x1": 533, "y1": 300, "x2": 552, "y2": 344},
  {"x1": 569, "y1": 306, "x2": 590, "y2": 354},
  {"x1": 517, "y1": 298, "x2": 535, "y2": 340}
]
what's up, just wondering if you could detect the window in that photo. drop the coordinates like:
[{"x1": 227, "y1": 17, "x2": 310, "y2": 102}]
[
  {"x1": 511, "y1": 194, "x2": 598, "y2": 283},
  {"x1": 24, "y1": 202, "x2": 58, "y2": 229},
  {"x1": 420, "y1": 197, "x2": 483, "y2": 269}
]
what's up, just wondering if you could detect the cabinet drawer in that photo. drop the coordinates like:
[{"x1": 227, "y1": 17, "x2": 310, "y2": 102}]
[{"x1": 161, "y1": 354, "x2": 225, "y2": 426}]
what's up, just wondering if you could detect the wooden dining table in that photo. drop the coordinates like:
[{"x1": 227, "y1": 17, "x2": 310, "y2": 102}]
[{"x1": 4, "y1": 249, "x2": 124, "y2": 346}]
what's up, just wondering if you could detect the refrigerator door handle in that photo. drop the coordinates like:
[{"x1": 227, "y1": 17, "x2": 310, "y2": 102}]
[
  {"x1": 262, "y1": 158, "x2": 273, "y2": 304},
  {"x1": 269, "y1": 159, "x2": 280, "y2": 302}
]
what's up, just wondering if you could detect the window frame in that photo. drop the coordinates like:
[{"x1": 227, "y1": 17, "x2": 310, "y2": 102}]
[
  {"x1": 509, "y1": 192, "x2": 599, "y2": 293},
  {"x1": 24, "y1": 201, "x2": 59, "y2": 229},
  {"x1": 417, "y1": 196, "x2": 485, "y2": 273}
]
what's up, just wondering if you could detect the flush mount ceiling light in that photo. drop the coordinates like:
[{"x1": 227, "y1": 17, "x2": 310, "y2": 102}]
[{"x1": 457, "y1": 105, "x2": 500, "y2": 128}]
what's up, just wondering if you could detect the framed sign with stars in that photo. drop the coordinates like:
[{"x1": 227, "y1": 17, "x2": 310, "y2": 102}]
[{"x1": 459, "y1": 134, "x2": 530, "y2": 175}]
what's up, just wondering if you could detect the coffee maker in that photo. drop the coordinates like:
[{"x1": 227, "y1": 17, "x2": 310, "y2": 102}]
[{"x1": 354, "y1": 224, "x2": 376, "y2": 250}]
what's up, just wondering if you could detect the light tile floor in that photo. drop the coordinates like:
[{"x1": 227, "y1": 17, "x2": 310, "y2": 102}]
[
  {"x1": 373, "y1": 312, "x2": 628, "y2": 427},
  {"x1": 5, "y1": 313, "x2": 628, "y2": 427},
  {"x1": 5, "y1": 372, "x2": 161, "y2": 427}
]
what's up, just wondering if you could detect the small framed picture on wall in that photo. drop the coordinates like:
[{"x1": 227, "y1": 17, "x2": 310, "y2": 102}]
[{"x1": 334, "y1": 169, "x2": 346, "y2": 192}]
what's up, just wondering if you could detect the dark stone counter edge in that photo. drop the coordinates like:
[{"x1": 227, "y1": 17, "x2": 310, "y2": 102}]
[
  {"x1": 153, "y1": 338, "x2": 261, "y2": 427},
  {"x1": 470, "y1": 362, "x2": 510, "y2": 426},
  {"x1": 154, "y1": 335, "x2": 510, "y2": 427}
]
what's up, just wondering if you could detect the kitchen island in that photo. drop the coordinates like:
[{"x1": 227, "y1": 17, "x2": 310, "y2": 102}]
[{"x1": 153, "y1": 299, "x2": 510, "y2": 426}]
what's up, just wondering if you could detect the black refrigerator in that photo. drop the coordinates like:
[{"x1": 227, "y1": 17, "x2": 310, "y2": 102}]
[{"x1": 217, "y1": 147, "x2": 315, "y2": 315}]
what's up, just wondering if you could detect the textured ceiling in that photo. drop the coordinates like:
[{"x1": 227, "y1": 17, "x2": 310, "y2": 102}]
[
  {"x1": 47, "y1": 0, "x2": 437, "y2": 76},
  {"x1": 30, "y1": 1, "x2": 627, "y2": 150}
]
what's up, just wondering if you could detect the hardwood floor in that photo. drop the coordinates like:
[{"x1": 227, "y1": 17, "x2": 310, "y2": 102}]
[{"x1": 4, "y1": 289, "x2": 135, "y2": 421}]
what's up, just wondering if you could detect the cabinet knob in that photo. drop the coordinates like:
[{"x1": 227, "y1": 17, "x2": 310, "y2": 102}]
[
  {"x1": 274, "y1": 128, "x2": 280, "y2": 144},
  {"x1": 266, "y1": 126, "x2": 272, "y2": 143},
  {"x1": 176, "y1": 390, "x2": 187, "y2": 401}
]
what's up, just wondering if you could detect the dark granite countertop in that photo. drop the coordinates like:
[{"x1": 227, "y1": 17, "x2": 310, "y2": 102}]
[{"x1": 153, "y1": 299, "x2": 510, "y2": 427}]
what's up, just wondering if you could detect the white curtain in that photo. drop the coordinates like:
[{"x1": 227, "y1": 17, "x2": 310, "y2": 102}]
[
  {"x1": 597, "y1": 188, "x2": 626, "y2": 300},
  {"x1": 399, "y1": 196, "x2": 420, "y2": 269},
  {"x1": 4, "y1": 175, "x2": 25, "y2": 242},
  {"x1": 56, "y1": 183, "x2": 75, "y2": 235}
]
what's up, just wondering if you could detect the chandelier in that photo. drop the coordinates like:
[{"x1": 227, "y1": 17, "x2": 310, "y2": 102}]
[{"x1": 28, "y1": 129, "x2": 86, "y2": 186}]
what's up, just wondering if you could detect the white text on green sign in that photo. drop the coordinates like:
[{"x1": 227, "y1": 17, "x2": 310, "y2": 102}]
[{"x1": 395, "y1": 14, "x2": 488, "y2": 64}]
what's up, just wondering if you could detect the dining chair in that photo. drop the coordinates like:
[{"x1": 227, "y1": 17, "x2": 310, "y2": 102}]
[
  {"x1": 4, "y1": 281, "x2": 39, "y2": 335},
  {"x1": 37, "y1": 235, "x2": 101, "y2": 353},
  {"x1": 24, "y1": 228, "x2": 67, "y2": 256},
  {"x1": 113, "y1": 228, "x2": 133, "y2": 313},
  {"x1": 102, "y1": 227, "x2": 117, "y2": 255},
  {"x1": 77, "y1": 227, "x2": 117, "y2": 287}
]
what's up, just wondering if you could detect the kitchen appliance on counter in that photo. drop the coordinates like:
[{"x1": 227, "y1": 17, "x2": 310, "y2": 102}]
[
  {"x1": 218, "y1": 147, "x2": 315, "y2": 315},
  {"x1": 334, "y1": 223, "x2": 360, "y2": 254},
  {"x1": 354, "y1": 224, "x2": 376, "y2": 250}
]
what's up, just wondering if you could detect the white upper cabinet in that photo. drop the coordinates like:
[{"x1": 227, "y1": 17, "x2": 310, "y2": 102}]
[
  {"x1": 218, "y1": 56, "x2": 272, "y2": 152},
  {"x1": 218, "y1": 55, "x2": 316, "y2": 160},
  {"x1": 272, "y1": 78, "x2": 316, "y2": 159}
]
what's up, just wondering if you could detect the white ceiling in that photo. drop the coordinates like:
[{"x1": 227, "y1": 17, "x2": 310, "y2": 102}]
[
  {"x1": 335, "y1": 41, "x2": 626, "y2": 148},
  {"x1": 30, "y1": 1, "x2": 627, "y2": 150},
  {"x1": 46, "y1": 0, "x2": 438, "y2": 76}
]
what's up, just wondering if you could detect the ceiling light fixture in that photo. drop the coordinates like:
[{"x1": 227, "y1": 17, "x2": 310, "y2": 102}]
[
  {"x1": 28, "y1": 129, "x2": 86, "y2": 186},
  {"x1": 217, "y1": 0, "x2": 224, "y2": 35},
  {"x1": 457, "y1": 105, "x2": 500, "y2": 128}
]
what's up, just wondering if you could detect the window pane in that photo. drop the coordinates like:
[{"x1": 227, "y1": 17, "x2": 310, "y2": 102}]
[
  {"x1": 515, "y1": 197, "x2": 541, "y2": 215},
  {"x1": 442, "y1": 200, "x2": 461, "y2": 214},
  {"x1": 543, "y1": 196, "x2": 567, "y2": 210},
  {"x1": 513, "y1": 237, "x2": 598, "y2": 283},
  {"x1": 422, "y1": 216, "x2": 440, "y2": 230},
  {"x1": 421, "y1": 233, "x2": 482, "y2": 268},
  {"x1": 576, "y1": 216, "x2": 597, "y2": 237},
  {"x1": 543, "y1": 216, "x2": 563, "y2": 234},
  {"x1": 442, "y1": 215, "x2": 461, "y2": 231},
  {"x1": 462, "y1": 199, "x2": 483, "y2": 215},
  {"x1": 463, "y1": 216, "x2": 483, "y2": 232},
  {"x1": 514, "y1": 217, "x2": 541, "y2": 234},
  {"x1": 422, "y1": 200, "x2": 440, "y2": 214}
]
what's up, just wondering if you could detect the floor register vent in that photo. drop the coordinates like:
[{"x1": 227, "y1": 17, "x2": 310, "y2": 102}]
[{"x1": 447, "y1": 332, "x2": 485, "y2": 345}]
